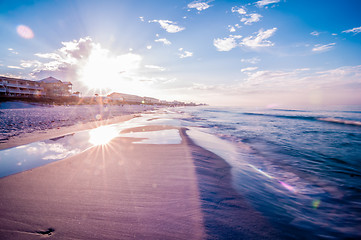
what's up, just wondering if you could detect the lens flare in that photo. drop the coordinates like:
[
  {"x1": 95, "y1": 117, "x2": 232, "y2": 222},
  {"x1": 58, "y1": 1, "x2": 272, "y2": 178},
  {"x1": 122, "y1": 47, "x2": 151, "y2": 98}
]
[
  {"x1": 312, "y1": 199, "x2": 321, "y2": 209},
  {"x1": 279, "y1": 181, "x2": 297, "y2": 193},
  {"x1": 17, "y1": 25, "x2": 34, "y2": 39},
  {"x1": 248, "y1": 164, "x2": 274, "y2": 179},
  {"x1": 248, "y1": 164, "x2": 298, "y2": 194},
  {"x1": 89, "y1": 126, "x2": 119, "y2": 146}
]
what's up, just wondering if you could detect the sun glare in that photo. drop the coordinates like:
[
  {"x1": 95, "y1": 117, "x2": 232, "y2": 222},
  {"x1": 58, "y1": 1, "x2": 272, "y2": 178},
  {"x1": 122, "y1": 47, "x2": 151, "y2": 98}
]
[
  {"x1": 79, "y1": 44, "x2": 142, "y2": 91},
  {"x1": 89, "y1": 126, "x2": 119, "y2": 146}
]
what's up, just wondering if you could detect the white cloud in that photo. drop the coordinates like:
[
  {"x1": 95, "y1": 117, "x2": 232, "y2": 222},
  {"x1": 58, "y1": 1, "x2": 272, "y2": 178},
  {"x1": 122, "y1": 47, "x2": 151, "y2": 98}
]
[
  {"x1": 241, "y1": 13, "x2": 262, "y2": 25},
  {"x1": 7, "y1": 66, "x2": 24, "y2": 69},
  {"x1": 20, "y1": 60, "x2": 41, "y2": 68},
  {"x1": 188, "y1": 1, "x2": 212, "y2": 11},
  {"x1": 228, "y1": 26, "x2": 236, "y2": 32},
  {"x1": 241, "y1": 28, "x2": 277, "y2": 48},
  {"x1": 232, "y1": 35, "x2": 243, "y2": 39},
  {"x1": 146, "y1": 45, "x2": 152, "y2": 50},
  {"x1": 145, "y1": 65, "x2": 166, "y2": 71},
  {"x1": 26, "y1": 37, "x2": 154, "y2": 93},
  {"x1": 312, "y1": 43, "x2": 336, "y2": 52},
  {"x1": 256, "y1": 0, "x2": 280, "y2": 8},
  {"x1": 178, "y1": 48, "x2": 193, "y2": 58},
  {"x1": 150, "y1": 20, "x2": 185, "y2": 33},
  {"x1": 1, "y1": 73, "x2": 25, "y2": 79},
  {"x1": 35, "y1": 52, "x2": 62, "y2": 60},
  {"x1": 155, "y1": 38, "x2": 172, "y2": 45},
  {"x1": 8, "y1": 48, "x2": 19, "y2": 54},
  {"x1": 342, "y1": 26, "x2": 361, "y2": 34},
  {"x1": 241, "y1": 57, "x2": 261, "y2": 64},
  {"x1": 241, "y1": 67, "x2": 258, "y2": 72},
  {"x1": 214, "y1": 28, "x2": 276, "y2": 52},
  {"x1": 310, "y1": 31, "x2": 320, "y2": 36},
  {"x1": 232, "y1": 6, "x2": 262, "y2": 25},
  {"x1": 231, "y1": 6, "x2": 247, "y2": 15},
  {"x1": 213, "y1": 36, "x2": 238, "y2": 51},
  {"x1": 183, "y1": 65, "x2": 361, "y2": 107},
  {"x1": 246, "y1": 66, "x2": 361, "y2": 92},
  {"x1": 228, "y1": 24, "x2": 241, "y2": 32},
  {"x1": 139, "y1": 16, "x2": 144, "y2": 22}
]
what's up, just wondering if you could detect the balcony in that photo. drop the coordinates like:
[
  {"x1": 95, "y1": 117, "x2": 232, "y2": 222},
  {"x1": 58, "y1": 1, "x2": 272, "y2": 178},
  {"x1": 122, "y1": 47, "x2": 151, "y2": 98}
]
[
  {"x1": 7, "y1": 89, "x2": 23, "y2": 94},
  {"x1": 6, "y1": 83, "x2": 20, "y2": 88},
  {"x1": 6, "y1": 83, "x2": 42, "y2": 89}
]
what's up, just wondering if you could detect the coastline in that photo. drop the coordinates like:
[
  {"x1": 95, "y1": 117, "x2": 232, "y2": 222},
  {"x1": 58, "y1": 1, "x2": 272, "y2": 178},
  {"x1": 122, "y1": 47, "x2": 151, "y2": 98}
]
[
  {"x1": 181, "y1": 129, "x2": 288, "y2": 239},
  {"x1": 0, "y1": 111, "x2": 287, "y2": 239}
]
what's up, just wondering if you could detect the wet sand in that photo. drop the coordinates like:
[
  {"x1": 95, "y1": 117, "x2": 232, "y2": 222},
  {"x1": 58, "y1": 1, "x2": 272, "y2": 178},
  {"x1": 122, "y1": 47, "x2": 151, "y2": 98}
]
[
  {"x1": 0, "y1": 126, "x2": 205, "y2": 239},
  {"x1": 0, "y1": 124, "x2": 285, "y2": 239}
]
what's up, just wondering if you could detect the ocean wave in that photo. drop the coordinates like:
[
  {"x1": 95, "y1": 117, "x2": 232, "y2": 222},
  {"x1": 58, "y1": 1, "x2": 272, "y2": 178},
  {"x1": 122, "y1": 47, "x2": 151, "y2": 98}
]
[
  {"x1": 243, "y1": 112, "x2": 316, "y2": 121},
  {"x1": 271, "y1": 108, "x2": 309, "y2": 112},
  {"x1": 243, "y1": 112, "x2": 361, "y2": 127},
  {"x1": 318, "y1": 118, "x2": 361, "y2": 126}
]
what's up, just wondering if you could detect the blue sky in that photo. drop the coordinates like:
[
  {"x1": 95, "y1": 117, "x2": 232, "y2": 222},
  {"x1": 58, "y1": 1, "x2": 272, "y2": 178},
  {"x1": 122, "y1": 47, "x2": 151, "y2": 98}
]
[{"x1": 1, "y1": 0, "x2": 361, "y2": 107}]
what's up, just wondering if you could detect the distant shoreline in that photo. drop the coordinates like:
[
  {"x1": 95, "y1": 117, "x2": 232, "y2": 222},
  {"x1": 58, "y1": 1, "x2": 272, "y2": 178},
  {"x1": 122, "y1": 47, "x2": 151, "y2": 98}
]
[{"x1": 0, "y1": 95, "x2": 204, "y2": 107}]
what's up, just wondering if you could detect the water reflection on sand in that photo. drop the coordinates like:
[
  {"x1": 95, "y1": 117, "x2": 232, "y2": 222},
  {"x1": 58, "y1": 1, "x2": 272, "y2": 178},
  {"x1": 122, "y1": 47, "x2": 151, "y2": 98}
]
[{"x1": 0, "y1": 113, "x2": 182, "y2": 178}]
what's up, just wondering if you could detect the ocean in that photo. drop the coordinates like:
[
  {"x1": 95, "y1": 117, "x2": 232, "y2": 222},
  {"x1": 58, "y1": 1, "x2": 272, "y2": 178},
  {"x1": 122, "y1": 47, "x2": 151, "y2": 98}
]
[{"x1": 174, "y1": 106, "x2": 361, "y2": 239}]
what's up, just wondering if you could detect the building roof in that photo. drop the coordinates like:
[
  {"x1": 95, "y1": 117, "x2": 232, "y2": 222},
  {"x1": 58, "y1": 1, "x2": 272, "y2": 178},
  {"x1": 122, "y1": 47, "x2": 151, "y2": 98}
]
[{"x1": 38, "y1": 76, "x2": 62, "y2": 84}]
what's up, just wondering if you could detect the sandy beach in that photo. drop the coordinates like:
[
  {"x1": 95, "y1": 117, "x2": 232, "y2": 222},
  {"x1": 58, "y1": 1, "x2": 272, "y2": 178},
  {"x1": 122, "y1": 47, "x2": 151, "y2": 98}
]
[
  {"x1": 0, "y1": 108, "x2": 286, "y2": 239},
  {"x1": 0, "y1": 125, "x2": 205, "y2": 239}
]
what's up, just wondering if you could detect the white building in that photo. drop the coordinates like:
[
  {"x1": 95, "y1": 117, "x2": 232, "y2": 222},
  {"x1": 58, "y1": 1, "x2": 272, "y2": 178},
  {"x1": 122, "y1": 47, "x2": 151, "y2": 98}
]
[
  {"x1": 0, "y1": 76, "x2": 73, "y2": 98},
  {"x1": 0, "y1": 76, "x2": 44, "y2": 97}
]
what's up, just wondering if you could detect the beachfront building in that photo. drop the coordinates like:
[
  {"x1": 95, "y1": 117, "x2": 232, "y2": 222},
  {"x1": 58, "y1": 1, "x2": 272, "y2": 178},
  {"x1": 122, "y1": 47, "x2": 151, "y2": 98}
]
[
  {"x1": 172, "y1": 100, "x2": 186, "y2": 106},
  {"x1": 0, "y1": 76, "x2": 44, "y2": 97},
  {"x1": 0, "y1": 76, "x2": 73, "y2": 98},
  {"x1": 108, "y1": 92, "x2": 144, "y2": 104},
  {"x1": 108, "y1": 92, "x2": 161, "y2": 105},
  {"x1": 38, "y1": 77, "x2": 72, "y2": 97},
  {"x1": 143, "y1": 97, "x2": 160, "y2": 105}
]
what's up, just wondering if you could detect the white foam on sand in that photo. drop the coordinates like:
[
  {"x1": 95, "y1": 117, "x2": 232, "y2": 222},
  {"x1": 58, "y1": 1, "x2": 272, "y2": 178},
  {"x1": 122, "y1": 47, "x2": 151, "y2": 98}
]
[{"x1": 186, "y1": 127, "x2": 239, "y2": 165}]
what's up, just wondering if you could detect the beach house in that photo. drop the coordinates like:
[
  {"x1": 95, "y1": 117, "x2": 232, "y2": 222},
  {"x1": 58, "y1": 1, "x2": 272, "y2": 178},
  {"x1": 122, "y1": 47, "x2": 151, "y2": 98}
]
[
  {"x1": 0, "y1": 76, "x2": 44, "y2": 97},
  {"x1": 0, "y1": 76, "x2": 72, "y2": 98},
  {"x1": 38, "y1": 77, "x2": 72, "y2": 97}
]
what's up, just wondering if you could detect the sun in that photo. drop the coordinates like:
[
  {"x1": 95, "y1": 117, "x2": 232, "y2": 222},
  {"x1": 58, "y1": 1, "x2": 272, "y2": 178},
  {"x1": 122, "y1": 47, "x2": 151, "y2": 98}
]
[{"x1": 79, "y1": 44, "x2": 142, "y2": 92}]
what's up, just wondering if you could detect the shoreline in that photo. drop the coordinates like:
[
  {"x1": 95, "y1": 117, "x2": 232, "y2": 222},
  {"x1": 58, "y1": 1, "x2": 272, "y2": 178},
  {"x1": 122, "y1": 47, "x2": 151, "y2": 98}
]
[
  {"x1": 181, "y1": 129, "x2": 288, "y2": 239},
  {"x1": 0, "y1": 112, "x2": 287, "y2": 239}
]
